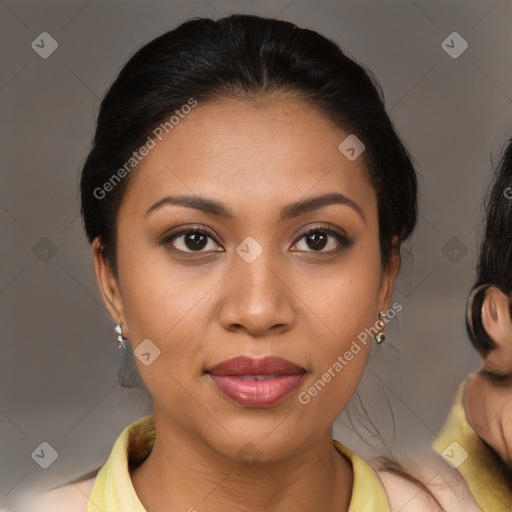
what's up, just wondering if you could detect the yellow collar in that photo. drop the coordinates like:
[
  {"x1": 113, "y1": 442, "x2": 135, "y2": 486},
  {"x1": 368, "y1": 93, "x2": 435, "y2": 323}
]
[{"x1": 87, "y1": 416, "x2": 390, "y2": 512}]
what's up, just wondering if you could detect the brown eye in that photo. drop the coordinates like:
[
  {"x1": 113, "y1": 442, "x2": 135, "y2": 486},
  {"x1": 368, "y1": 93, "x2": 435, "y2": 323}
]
[
  {"x1": 163, "y1": 228, "x2": 223, "y2": 253},
  {"x1": 304, "y1": 231, "x2": 328, "y2": 251},
  {"x1": 182, "y1": 232, "x2": 209, "y2": 251},
  {"x1": 291, "y1": 225, "x2": 353, "y2": 253}
]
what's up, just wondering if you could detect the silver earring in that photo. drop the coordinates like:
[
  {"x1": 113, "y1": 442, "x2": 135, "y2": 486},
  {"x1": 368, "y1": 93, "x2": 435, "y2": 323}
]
[
  {"x1": 375, "y1": 332, "x2": 386, "y2": 344},
  {"x1": 376, "y1": 311, "x2": 387, "y2": 330},
  {"x1": 115, "y1": 322, "x2": 128, "y2": 350},
  {"x1": 375, "y1": 311, "x2": 386, "y2": 344}
]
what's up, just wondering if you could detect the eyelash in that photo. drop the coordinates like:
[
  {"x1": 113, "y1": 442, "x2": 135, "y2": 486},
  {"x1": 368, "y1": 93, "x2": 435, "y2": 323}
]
[{"x1": 160, "y1": 223, "x2": 353, "y2": 255}]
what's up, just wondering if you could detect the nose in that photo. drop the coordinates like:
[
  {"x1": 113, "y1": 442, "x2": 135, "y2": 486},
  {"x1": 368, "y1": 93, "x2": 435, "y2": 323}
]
[{"x1": 218, "y1": 248, "x2": 296, "y2": 337}]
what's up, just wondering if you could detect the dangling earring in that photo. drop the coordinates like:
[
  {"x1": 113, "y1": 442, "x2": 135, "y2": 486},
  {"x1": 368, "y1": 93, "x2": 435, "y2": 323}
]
[
  {"x1": 375, "y1": 332, "x2": 386, "y2": 344},
  {"x1": 115, "y1": 322, "x2": 128, "y2": 350},
  {"x1": 375, "y1": 311, "x2": 386, "y2": 344}
]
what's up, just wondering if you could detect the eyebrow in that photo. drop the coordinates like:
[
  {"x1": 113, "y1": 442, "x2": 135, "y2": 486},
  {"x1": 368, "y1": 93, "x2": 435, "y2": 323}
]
[{"x1": 145, "y1": 192, "x2": 364, "y2": 222}]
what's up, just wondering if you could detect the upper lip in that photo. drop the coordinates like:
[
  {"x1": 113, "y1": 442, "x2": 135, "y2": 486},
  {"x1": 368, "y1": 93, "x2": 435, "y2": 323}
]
[{"x1": 207, "y1": 356, "x2": 306, "y2": 376}]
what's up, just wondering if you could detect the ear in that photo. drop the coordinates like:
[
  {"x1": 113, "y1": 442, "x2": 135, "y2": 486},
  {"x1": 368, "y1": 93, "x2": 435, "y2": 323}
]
[
  {"x1": 378, "y1": 235, "x2": 401, "y2": 312},
  {"x1": 92, "y1": 236, "x2": 130, "y2": 338},
  {"x1": 481, "y1": 286, "x2": 512, "y2": 373}
]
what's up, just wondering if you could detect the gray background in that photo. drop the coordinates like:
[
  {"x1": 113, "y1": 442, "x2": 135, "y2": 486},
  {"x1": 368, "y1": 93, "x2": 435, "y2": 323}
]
[{"x1": 1, "y1": 0, "x2": 511, "y2": 507}]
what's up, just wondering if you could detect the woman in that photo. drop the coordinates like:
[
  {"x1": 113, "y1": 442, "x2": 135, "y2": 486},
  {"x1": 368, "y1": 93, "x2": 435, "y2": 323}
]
[
  {"x1": 434, "y1": 140, "x2": 512, "y2": 512},
  {"x1": 17, "y1": 14, "x2": 480, "y2": 512}
]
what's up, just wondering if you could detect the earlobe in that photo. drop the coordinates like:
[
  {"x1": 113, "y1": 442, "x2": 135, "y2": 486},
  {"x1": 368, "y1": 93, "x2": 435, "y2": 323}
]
[{"x1": 92, "y1": 237, "x2": 129, "y2": 336}]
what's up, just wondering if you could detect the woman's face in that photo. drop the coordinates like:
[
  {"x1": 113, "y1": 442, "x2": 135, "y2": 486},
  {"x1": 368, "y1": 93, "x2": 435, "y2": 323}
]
[{"x1": 94, "y1": 95, "x2": 399, "y2": 462}]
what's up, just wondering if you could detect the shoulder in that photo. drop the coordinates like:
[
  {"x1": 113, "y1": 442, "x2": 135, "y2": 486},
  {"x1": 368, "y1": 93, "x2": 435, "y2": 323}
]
[
  {"x1": 22, "y1": 476, "x2": 97, "y2": 512},
  {"x1": 376, "y1": 465, "x2": 482, "y2": 512}
]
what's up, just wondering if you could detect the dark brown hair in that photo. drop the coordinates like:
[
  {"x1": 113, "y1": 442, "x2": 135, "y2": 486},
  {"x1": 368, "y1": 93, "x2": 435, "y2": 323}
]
[{"x1": 466, "y1": 140, "x2": 512, "y2": 357}]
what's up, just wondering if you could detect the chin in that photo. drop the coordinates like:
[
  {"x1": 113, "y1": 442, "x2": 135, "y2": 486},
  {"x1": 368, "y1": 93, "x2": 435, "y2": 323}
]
[{"x1": 209, "y1": 424, "x2": 307, "y2": 465}]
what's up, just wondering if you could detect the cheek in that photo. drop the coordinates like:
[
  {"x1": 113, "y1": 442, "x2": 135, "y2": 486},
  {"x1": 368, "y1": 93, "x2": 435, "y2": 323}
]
[
  {"x1": 302, "y1": 248, "x2": 383, "y2": 347},
  {"x1": 294, "y1": 257, "x2": 382, "y2": 418},
  {"x1": 117, "y1": 242, "x2": 200, "y2": 340},
  {"x1": 117, "y1": 255, "x2": 209, "y2": 406},
  {"x1": 296, "y1": 338, "x2": 371, "y2": 427},
  {"x1": 115, "y1": 247, "x2": 216, "y2": 395}
]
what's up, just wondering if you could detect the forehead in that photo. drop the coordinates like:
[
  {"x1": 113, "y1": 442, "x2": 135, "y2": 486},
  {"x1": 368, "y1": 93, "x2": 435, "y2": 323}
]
[{"x1": 120, "y1": 96, "x2": 375, "y2": 220}]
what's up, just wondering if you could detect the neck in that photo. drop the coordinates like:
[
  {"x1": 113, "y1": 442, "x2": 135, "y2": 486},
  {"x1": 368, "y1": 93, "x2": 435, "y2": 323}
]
[{"x1": 131, "y1": 412, "x2": 353, "y2": 512}]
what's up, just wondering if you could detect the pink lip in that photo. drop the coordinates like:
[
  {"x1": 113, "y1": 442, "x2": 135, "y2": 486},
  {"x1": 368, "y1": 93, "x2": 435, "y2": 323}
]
[{"x1": 206, "y1": 356, "x2": 306, "y2": 407}]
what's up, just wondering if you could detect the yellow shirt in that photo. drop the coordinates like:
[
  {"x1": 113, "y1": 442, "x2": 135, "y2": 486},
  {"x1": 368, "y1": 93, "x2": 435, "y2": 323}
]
[
  {"x1": 87, "y1": 415, "x2": 391, "y2": 512},
  {"x1": 433, "y1": 376, "x2": 512, "y2": 512}
]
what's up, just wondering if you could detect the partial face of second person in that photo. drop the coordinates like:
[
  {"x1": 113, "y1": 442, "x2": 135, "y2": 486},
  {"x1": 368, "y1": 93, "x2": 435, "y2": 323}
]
[
  {"x1": 468, "y1": 285, "x2": 512, "y2": 468},
  {"x1": 93, "y1": 94, "x2": 399, "y2": 464}
]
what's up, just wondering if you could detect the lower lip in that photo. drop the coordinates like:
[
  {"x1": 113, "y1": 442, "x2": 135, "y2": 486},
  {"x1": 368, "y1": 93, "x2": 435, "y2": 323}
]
[{"x1": 209, "y1": 374, "x2": 305, "y2": 407}]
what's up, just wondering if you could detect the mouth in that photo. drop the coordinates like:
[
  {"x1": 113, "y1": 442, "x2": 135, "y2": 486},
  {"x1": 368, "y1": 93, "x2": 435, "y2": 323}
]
[{"x1": 205, "y1": 356, "x2": 307, "y2": 407}]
